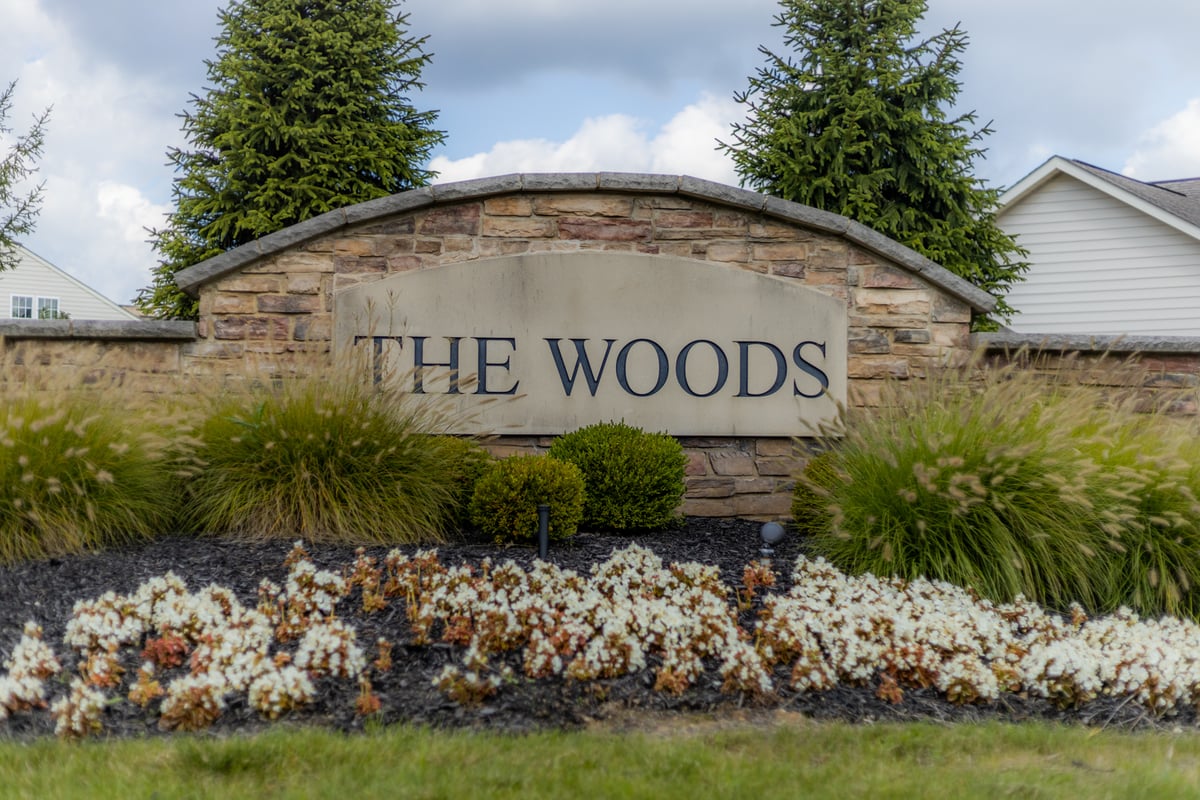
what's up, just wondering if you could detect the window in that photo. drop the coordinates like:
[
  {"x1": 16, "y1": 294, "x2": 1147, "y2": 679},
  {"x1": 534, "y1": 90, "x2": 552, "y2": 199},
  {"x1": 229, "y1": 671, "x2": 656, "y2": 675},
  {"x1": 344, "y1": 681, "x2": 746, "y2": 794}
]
[
  {"x1": 37, "y1": 297, "x2": 60, "y2": 319},
  {"x1": 11, "y1": 295, "x2": 32, "y2": 318}
]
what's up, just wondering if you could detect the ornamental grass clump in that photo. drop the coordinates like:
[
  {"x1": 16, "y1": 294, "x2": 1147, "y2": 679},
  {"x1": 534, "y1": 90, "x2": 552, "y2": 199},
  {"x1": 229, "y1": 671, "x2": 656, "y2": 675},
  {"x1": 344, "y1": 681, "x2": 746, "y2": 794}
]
[
  {"x1": 799, "y1": 359, "x2": 1113, "y2": 611},
  {"x1": 799, "y1": 352, "x2": 1200, "y2": 618},
  {"x1": 184, "y1": 366, "x2": 464, "y2": 544},
  {"x1": 547, "y1": 421, "x2": 686, "y2": 531},
  {"x1": 1074, "y1": 413, "x2": 1200, "y2": 619},
  {"x1": 0, "y1": 385, "x2": 176, "y2": 563},
  {"x1": 469, "y1": 455, "x2": 585, "y2": 544}
]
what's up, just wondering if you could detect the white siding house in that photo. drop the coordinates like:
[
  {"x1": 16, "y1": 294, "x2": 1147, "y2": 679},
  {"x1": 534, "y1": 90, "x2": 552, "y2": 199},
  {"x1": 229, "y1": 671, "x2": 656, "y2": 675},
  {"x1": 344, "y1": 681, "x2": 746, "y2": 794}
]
[
  {"x1": 0, "y1": 245, "x2": 137, "y2": 321},
  {"x1": 997, "y1": 157, "x2": 1200, "y2": 335}
]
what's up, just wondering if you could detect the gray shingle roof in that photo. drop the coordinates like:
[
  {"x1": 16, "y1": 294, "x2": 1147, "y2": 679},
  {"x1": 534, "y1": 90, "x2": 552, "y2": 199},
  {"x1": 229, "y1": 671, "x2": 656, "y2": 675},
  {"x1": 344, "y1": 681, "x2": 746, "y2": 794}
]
[{"x1": 1069, "y1": 160, "x2": 1200, "y2": 229}]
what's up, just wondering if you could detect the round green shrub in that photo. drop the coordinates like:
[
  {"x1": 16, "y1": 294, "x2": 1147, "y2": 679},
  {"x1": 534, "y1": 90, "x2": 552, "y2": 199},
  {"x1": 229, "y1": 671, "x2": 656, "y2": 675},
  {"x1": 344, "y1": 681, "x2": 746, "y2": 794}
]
[
  {"x1": 186, "y1": 375, "x2": 461, "y2": 544},
  {"x1": 434, "y1": 436, "x2": 494, "y2": 528},
  {"x1": 0, "y1": 389, "x2": 176, "y2": 563},
  {"x1": 547, "y1": 421, "x2": 686, "y2": 531},
  {"x1": 469, "y1": 455, "x2": 585, "y2": 544},
  {"x1": 790, "y1": 449, "x2": 840, "y2": 537}
]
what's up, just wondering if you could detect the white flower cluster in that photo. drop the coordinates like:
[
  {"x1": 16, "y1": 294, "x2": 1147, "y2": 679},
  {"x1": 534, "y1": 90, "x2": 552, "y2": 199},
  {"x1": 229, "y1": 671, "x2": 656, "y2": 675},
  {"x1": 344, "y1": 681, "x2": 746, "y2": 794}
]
[
  {"x1": 15, "y1": 539, "x2": 1200, "y2": 738},
  {"x1": 18, "y1": 545, "x2": 366, "y2": 736},
  {"x1": 293, "y1": 619, "x2": 365, "y2": 679},
  {"x1": 0, "y1": 622, "x2": 62, "y2": 719},
  {"x1": 411, "y1": 544, "x2": 770, "y2": 698},
  {"x1": 49, "y1": 678, "x2": 106, "y2": 738},
  {"x1": 755, "y1": 555, "x2": 1200, "y2": 713}
]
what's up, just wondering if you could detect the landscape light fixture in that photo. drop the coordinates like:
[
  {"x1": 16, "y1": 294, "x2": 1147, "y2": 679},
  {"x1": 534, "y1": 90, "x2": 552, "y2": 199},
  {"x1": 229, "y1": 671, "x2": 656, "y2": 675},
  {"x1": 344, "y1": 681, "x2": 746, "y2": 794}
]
[
  {"x1": 537, "y1": 504, "x2": 550, "y2": 560},
  {"x1": 759, "y1": 521, "x2": 785, "y2": 561}
]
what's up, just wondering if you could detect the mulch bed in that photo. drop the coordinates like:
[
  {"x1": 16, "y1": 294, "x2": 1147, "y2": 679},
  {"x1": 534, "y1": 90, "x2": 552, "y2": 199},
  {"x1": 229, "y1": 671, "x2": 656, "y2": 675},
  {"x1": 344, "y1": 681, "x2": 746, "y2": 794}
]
[{"x1": 0, "y1": 518, "x2": 1192, "y2": 740}]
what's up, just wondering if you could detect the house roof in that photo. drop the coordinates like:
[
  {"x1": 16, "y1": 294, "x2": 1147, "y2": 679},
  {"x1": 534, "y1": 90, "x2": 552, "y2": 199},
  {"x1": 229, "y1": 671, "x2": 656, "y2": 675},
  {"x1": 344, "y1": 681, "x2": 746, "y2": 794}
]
[
  {"x1": 174, "y1": 172, "x2": 997, "y2": 314},
  {"x1": 998, "y1": 156, "x2": 1200, "y2": 240}
]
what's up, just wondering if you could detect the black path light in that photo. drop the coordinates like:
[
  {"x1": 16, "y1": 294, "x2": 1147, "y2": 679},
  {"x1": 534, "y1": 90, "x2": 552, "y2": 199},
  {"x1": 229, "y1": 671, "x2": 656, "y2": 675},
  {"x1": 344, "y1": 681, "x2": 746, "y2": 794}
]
[
  {"x1": 537, "y1": 504, "x2": 550, "y2": 560},
  {"x1": 759, "y1": 521, "x2": 786, "y2": 562}
]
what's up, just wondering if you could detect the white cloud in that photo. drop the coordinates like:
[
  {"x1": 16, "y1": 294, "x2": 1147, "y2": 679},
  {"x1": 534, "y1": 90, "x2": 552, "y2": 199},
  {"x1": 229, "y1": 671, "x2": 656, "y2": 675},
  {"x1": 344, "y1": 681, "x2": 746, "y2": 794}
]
[
  {"x1": 1122, "y1": 99, "x2": 1200, "y2": 180},
  {"x1": 429, "y1": 93, "x2": 740, "y2": 185}
]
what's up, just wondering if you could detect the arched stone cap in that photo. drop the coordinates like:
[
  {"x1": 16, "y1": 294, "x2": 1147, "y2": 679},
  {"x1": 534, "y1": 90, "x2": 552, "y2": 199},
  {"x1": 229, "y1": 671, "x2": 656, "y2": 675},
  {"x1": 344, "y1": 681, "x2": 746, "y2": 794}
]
[{"x1": 174, "y1": 172, "x2": 997, "y2": 314}]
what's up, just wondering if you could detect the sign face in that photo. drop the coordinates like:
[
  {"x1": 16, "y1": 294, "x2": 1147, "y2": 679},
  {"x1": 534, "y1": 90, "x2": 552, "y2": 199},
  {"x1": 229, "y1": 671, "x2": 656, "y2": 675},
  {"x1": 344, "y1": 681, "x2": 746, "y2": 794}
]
[{"x1": 333, "y1": 252, "x2": 847, "y2": 436}]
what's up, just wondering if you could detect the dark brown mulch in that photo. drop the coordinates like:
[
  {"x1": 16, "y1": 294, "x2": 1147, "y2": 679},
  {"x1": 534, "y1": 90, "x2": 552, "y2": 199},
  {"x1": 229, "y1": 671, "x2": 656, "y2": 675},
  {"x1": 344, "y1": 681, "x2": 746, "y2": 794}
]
[{"x1": 0, "y1": 518, "x2": 1192, "y2": 740}]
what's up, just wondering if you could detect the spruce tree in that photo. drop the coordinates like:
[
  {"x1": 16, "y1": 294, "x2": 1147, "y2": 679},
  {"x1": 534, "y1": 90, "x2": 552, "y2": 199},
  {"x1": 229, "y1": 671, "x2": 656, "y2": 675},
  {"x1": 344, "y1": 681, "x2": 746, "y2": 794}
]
[
  {"x1": 721, "y1": 0, "x2": 1025, "y2": 325},
  {"x1": 0, "y1": 80, "x2": 50, "y2": 272},
  {"x1": 139, "y1": 0, "x2": 445, "y2": 319}
]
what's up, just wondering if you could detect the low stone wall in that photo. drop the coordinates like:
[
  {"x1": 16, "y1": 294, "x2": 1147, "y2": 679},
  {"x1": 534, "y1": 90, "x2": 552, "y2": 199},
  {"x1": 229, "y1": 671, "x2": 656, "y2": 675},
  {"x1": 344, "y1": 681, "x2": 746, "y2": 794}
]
[
  {"x1": 973, "y1": 332, "x2": 1200, "y2": 415},
  {"x1": 7, "y1": 327, "x2": 1200, "y2": 523}
]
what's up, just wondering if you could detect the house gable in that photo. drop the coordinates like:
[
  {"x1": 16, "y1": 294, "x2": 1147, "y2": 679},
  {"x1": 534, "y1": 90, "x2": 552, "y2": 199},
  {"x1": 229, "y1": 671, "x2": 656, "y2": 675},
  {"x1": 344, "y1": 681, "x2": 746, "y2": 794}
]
[
  {"x1": 999, "y1": 159, "x2": 1200, "y2": 335},
  {"x1": 0, "y1": 246, "x2": 136, "y2": 321}
]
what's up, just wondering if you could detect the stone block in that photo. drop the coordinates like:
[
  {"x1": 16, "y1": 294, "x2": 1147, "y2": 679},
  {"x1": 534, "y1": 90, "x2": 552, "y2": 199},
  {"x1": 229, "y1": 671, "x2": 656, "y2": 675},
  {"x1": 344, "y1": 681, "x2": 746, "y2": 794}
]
[
  {"x1": 756, "y1": 438, "x2": 797, "y2": 457},
  {"x1": 334, "y1": 256, "x2": 386, "y2": 274},
  {"x1": 749, "y1": 220, "x2": 801, "y2": 240},
  {"x1": 861, "y1": 265, "x2": 924, "y2": 289},
  {"x1": 733, "y1": 477, "x2": 776, "y2": 494},
  {"x1": 753, "y1": 242, "x2": 809, "y2": 262},
  {"x1": 418, "y1": 204, "x2": 481, "y2": 236},
  {"x1": 220, "y1": 275, "x2": 282, "y2": 294},
  {"x1": 211, "y1": 294, "x2": 257, "y2": 314},
  {"x1": 258, "y1": 294, "x2": 322, "y2": 314},
  {"x1": 755, "y1": 457, "x2": 803, "y2": 477},
  {"x1": 932, "y1": 294, "x2": 972, "y2": 323},
  {"x1": 386, "y1": 255, "x2": 423, "y2": 272},
  {"x1": 804, "y1": 245, "x2": 850, "y2": 269},
  {"x1": 771, "y1": 262, "x2": 805, "y2": 279},
  {"x1": 415, "y1": 239, "x2": 443, "y2": 254},
  {"x1": 685, "y1": 478, "x2": 736, "y2": 498},
  {"x1": 357, "y1": 218, "x2": 416, "y2": 236},
  {"x1": 704, "y1": 243, "x2": 751, "y2": 263},
  {"x1": 479, "y1": 240, "x2": 532, "y2": 257},
  {"x1": 533, "y1": 195, "x2": 633, "y2": 217},
  {"x1": 709, "y1": 449, "x2": 756, "y2": 476},
  {"x1": 654, "y1": 211, "x2": 713, "y2": 228},
  {"x1": 557, "y1": 217, "x2": 651, "y2": 242},
  {"x1": 848, "y1": 356, "x2": 910, "y2": 380},
  {"x1": 484, "y1": 197, "x2": 534, "y2": 216},
  {"x1": 483, "y1": 216, "x2": 558, "y2": 238},
  {"x1": 893, "y1": 329, "x2": 931, "y2": 344},
  {"x1": 287, "y1": 273, "x2": 324, "y2": 295},
  {"x1": 685, "y1": 451, "x2": 709, "y2": 476},
  {"x1": 849, "y1": 328, "x2": 891, "y2": 354},
  {"x1": 333, "y1": 238, "x2": 377, "y2": 257}
]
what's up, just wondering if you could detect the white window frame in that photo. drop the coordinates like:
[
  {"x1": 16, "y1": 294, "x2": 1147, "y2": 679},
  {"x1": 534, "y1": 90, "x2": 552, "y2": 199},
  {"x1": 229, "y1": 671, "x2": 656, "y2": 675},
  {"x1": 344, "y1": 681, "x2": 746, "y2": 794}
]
[
  {"x1": 37, "y1": 297, "x2": 60, "y2": 319},
  {"x1": 10, "y1": 295, "x2": 33, "y2": 319}
]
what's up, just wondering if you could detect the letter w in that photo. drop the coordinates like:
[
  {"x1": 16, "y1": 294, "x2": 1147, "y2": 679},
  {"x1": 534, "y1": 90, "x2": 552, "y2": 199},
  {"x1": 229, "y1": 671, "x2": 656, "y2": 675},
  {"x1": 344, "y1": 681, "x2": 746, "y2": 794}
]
[{"x1": 545, "y1": 339, "x2": 616, "y2": 396}]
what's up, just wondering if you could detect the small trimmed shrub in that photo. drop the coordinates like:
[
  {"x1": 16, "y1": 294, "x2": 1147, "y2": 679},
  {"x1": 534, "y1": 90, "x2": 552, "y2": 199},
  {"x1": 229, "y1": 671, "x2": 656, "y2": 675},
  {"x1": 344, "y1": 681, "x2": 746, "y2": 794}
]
[
  {"x1": 469, "y1": 455, "x2": 585, "y2": 544},
  {"x1": 435, "y1": 436, "x2": 494, "y2": 528},
  {"x1": 790, "y1": 449, "x2": 839, "y2": 537},
  {"x1": 548, "y1": 421, "x2": 686, "y2": 531},
  {"x1": 0, "y1": 388, "x2": 175, "y2": 563},
  {"x1": 185, "y1": 371, "x2": 462, "y2": 544}
]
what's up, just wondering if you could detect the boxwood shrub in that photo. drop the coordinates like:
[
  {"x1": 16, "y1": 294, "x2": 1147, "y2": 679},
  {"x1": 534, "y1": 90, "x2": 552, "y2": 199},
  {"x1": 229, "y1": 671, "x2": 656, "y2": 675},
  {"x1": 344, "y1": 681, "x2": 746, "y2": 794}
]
[
  {"x1": 548, "y1": 421, "x2": 686, "y2": 531},
  {"x1": 469, "y1": 455, "x2": 585, "y2": 544}
]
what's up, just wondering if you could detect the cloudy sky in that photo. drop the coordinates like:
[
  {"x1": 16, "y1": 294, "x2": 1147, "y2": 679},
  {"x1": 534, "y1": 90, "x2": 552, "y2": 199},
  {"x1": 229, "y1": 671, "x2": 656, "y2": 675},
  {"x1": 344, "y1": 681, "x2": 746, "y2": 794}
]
[{"x1": 1, "y1": 0, "x2": 1198, "y2": 307}]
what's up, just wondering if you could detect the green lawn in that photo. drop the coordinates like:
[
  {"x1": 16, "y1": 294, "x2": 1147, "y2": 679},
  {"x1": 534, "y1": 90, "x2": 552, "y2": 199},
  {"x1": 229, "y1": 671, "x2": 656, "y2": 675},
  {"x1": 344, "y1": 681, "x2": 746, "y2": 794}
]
[{"x1": 1, "y1": 717, "x2": 1198, "y2": 799}]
